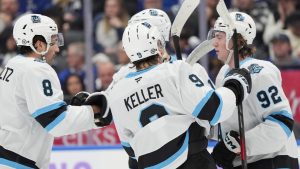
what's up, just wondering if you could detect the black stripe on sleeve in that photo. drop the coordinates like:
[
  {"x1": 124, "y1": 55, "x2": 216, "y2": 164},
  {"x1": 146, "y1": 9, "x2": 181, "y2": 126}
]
[
  {"x1": 122, "y1": 145, "x2": 135, "y2": 158},
  {"x1": 269, "y1": 114, "x2": 294, "y2": 132},
  {"x1": 196, "y1": 92, "x2": 221, "y2": 122},
  {"x1": 35, "y1": 105, "x2": 67, "y2": 128}
]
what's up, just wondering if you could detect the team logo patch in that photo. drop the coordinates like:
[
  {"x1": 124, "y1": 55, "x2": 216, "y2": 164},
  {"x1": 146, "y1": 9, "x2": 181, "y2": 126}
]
[
  {"x1": 248, "y1": 64, "x2": 264, "y2": 74},
  {"x1": 31, "y1": 15, "x2": 41, "y2": 23},
  {"x1": 149, "y1": 9, "x2": 158, "y2": 16},
  {"x1": 235, "y1": 13, "x2": 245, "y2": 22}
]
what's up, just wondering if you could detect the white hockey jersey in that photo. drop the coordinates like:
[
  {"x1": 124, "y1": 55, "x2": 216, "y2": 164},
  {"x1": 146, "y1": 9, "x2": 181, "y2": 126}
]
[
  {"x1": 0, "y1": 55, "x2": 97, "y2": 169},
  {"x1": 215, "y1": 57, "x2": 298, "y2": 167},
  {"x1": 106, "y1": 60, "x2": 237, "y2": 169}
]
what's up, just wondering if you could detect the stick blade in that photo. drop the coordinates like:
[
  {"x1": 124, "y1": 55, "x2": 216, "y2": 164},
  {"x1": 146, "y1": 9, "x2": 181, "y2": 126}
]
[
  {"x1": 186, "y1": 39, "x2": 214, "y2": 65},
  {"x1": 171, "y1": 0, "x2": 200, "y2": 37},
  {"x1": 216, "y1": 0, "x2": 235, "y2": 30}
]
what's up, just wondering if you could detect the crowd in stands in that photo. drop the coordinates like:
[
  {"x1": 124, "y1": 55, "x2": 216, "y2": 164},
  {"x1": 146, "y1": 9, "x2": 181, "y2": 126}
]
[{"x1": 0, "y1": 0, "x2": 300, "y2": 142}]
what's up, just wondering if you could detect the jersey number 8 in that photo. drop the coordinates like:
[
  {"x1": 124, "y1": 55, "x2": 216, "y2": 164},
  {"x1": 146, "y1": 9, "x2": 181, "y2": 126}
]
[{"x1": 42, "y1": 79, "x2": 53, "y2": 96}]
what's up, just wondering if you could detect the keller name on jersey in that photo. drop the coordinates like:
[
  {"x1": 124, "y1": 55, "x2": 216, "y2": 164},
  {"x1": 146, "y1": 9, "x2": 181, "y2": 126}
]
[{"x1": 124, "y1": 84, "x2": 164, "y2": 111}]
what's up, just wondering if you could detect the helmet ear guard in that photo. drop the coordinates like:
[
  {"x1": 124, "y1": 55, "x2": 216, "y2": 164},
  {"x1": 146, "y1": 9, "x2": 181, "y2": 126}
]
[{"x1": 13, "y1": 14, "x2": 64, "y2": 55}]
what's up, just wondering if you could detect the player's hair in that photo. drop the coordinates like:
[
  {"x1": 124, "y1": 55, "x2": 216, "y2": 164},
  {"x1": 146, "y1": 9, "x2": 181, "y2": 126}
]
[
  {"x1": 17, "y1": 35, "x2": 47, "y2": 55},
  {"x1": 237, "y1": 34, "x2": 256, "y2": 59},
  {"x1": 132, "y1": 54, "x2": 159, "y2": 70}
]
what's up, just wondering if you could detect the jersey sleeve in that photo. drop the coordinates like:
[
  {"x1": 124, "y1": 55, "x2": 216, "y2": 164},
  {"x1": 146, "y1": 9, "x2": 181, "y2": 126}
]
[
  {"x1": 23, "y1": 64, "x2": 97, "y2": 137},
  {"x1": 192, "y1": 63, "x2": 215, "y2": 89},
  {"x1": 175, "y1": 61, "x2": 236, "y2": 126},
  {"x1": 244, "y1": 65, "x2": 294, "y2": 156}
]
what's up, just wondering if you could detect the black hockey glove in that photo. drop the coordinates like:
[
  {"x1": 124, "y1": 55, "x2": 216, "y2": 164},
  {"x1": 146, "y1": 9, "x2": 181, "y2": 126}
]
[
  {"x1": 70, "y1": 91, "x2": 90, "y2": 106},
  {"x1": 212, "y1": 131, "x2": 240, "y2": 169},
  {"x1": 83, "y1": 92, "x2": 112, "y2": 127},
  {"x1": 223, "y1": 68, "x2": 252, "y2": 105}
]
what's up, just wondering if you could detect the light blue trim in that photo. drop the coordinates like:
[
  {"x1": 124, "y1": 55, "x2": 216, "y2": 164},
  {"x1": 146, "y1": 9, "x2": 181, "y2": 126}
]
[
  {"x1": 210, "y1": 92, "x2": 223, "y2": 125},
  {"x1": 125, "y1": 65, "x2": 157, "y2": 78},
  {"x1": 170, "y1": 55, "x2": 177, "y2": 62},
  {"x1": 145, "y1": 132, "x2": 189, "y2": 169},
  {"x1": 271, "y1": 110, "x2": 293, "y2": 120},
  {"x1": 45, "y1": 111, "x2": 66, "y2": 132},
  {"x1": 32, "y1": 101, "x2": 66, "y2": 118},
  {"x1": 192, "y1": 90, "x2": 214, "y2": 117},
  {"x1": 121, "y1": 141, "x2": 131, "y2": 148},
  {"x1": 0, "y1": 158, "x2": 33, "y2": 169},
  {"x1": 52, "y1": 145, "x2": 123, "y2": 151},
  {"x1": 265, "y1": 116, "x2": 292, "y2": 137},
  {"x1": 223, "y1": 57, "x2": 254, "y2": 78},
  {"x1": 239, "y1": 57, "x2": 253, "y2": 66},
  {"x1": 51, "y1": 139, "x2": 300, "y2": 151}
]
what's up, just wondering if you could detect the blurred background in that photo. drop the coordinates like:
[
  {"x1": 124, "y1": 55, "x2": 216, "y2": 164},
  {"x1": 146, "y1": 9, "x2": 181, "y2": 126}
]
[{"x1": 0, "y1": 0, "x2": 299, "y2": 168}]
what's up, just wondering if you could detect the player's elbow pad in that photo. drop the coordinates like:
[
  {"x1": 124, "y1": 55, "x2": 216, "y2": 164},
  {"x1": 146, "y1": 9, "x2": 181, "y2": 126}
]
[{"x1": 84, "y1": 92, "x2": 113, "y2": 127}]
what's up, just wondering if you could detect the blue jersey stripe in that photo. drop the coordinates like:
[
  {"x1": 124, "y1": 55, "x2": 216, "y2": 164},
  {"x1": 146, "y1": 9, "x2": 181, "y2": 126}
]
[
  {"x1": 145, "y1": 131, "x2": 189, "y2": 169},
  {"x1": 121, "y1": 141, "x2": 131, "y2": 148},
  {"x1": 210, "y1": 92, "x2": 223, "y2": 125},
  {"x1": 0, "y1": 158, "x2": 34, "y2": 169},
  {"x1": 192, "y1": 90, "x2": 214, "y2": 117},
  {"x1": 32, "y1": 101, "x2": 66, "y2": 118},
  {"x1": 271, "y1": 110, "x2": 293, "y2": 120},
  {"x1": 125, "y1": 65, "x2": 157, "y2": 78},
  {"x1": 265, "y1": 116, "x2": 292, "y2": 137},
  {"x1": 45, "y1": 111, "x2": 67, "y2": 132}
]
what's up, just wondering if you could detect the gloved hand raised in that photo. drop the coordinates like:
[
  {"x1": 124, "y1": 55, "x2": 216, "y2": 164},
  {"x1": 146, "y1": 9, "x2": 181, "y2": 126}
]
[
  {"x1": 70, "y1": 91, "x2": 90, "y2": 106},
  {"x1": 222, "y1": 68, "x2": 252, "y2": 105},
  {"x1": 83, "y1": 92, "x2": 112, "y2": 127}
]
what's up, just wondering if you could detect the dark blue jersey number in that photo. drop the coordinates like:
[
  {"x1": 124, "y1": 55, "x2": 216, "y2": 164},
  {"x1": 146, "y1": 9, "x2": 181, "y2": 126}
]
[
  {"x1": 189, "y1": 74, "x2": 204, "y2": 87},
  {"x1": 257, "y1": 86, "x2": 282, "y2": 108},
  {"x1": 139, "y1": 104, "x2": 168, "y2": 127},
  {"x1": 42, "y1": 79, "x2": 53, "y2": 96}
]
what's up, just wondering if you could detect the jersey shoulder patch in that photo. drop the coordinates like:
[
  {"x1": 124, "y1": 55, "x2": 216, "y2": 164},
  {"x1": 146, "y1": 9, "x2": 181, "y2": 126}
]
[{"x1": 247, "y1": 63, "x2": 264, "y2": 74}]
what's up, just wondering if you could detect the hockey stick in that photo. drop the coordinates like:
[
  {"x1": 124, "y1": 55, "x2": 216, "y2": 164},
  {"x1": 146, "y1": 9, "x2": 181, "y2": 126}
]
[
  {"x1": 216, "y1": 1, "x2": 248, "y2": 169},
  {"x1": 171, "y1": 0, "x2": 201, "y2": 60},
  {"x1": 186, "y1": 39, "x2": 214, "y2": 65}
]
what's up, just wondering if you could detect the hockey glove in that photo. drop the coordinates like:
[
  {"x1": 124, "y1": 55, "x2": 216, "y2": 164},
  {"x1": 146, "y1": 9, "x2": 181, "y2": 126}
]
[
  {"x1": 83, "y1": 92, "x2": 113, "y2": 127},
  {"x1": 222, "y1": 68, "x2": 252, "y2": 105},
  {"x1": 211, "y1": 131, "x2": 240, "y2": 169},
  {"x1": 70, "y1": 91, "x2": 90, "y2": 106}
]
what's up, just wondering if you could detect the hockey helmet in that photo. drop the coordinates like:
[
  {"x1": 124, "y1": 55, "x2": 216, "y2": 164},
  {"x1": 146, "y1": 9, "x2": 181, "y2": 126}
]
[
  {"x1": 211, "y1": 12, "x2": 256, "y2": 50},
  {"x1": 122, "y1": 22, "x2": 165, "y2": 62},
  {"x1": 129, "y1": 8, "x2": 171, "y2": 42},
  {"x1": 13, "y1": 14, "x2": 64, "y2": 55}
]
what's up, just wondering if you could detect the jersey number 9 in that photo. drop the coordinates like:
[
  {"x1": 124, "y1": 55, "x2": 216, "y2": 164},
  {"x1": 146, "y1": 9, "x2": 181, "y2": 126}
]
[{"x1": 139, "y1": 104, "x2": 168, "y2": 127}]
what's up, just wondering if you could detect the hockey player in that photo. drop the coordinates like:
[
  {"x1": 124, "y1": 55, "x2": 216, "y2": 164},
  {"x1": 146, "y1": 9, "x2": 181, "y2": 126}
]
[
  {"x1": 0, "y1": 14, "x2": 108, "y2": 169},
  {"x1": 103, "y1": 21, "x2": 252, "y2": 169},
  {"x1": 210, "y1": 12, "x2": 299, "y2": 169},
  {"x1": 113, "y1": 8, "x2": 214, "y2": 95},
  {"x1": 103, "y1": 8, "x2": 215, "y2": 168}
]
